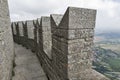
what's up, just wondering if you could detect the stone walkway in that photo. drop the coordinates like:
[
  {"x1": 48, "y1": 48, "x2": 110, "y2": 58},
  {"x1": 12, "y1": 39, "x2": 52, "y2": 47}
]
[{"x1": 12, "y1": 43, "x2": 48, "y2": 80}]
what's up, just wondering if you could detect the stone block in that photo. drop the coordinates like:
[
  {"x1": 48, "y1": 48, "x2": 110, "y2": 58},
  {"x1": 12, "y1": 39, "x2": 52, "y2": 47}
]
[
  {"x1": 68, "y1": 52, "x2": 93, "y2": 64},
  {"x1": 37, "y1": 18, "x2": 41, "y2": 26},
  {"x1": 52, "y1": 38, "x2": 68, "y2": 53},
  {"x1": 10, "y1": 6, "x2": 110, "y2": 80},
  {"x1": 41, "y1": 16, "x2": 50, "y2": 27},
  {"x1": 42, "y1": 32, "x2": 52, "y2": 40},
  {"x1": 68, "y1": 69, "x2": 110, "y2": 80},
  {"x1": 68, "y1": 59, "x2": 92, "y2": 74},
  {"x1": 12, "y1": 22, "x2": 17, "y2": 35},
  {"x1": 26, "y1": 20, "x2": 34, "y2": 39},
  {"x1": 40, "y1": 16, "x2": 52, "y2": 58},
  {"x1": 22, "y1": 21, "x2": 28, "y2": 37},
  {"x1": 0, "y1": 0, "x2": 14, "y2": 80},
  {"x1": 50, "y1": 14, "x2": 63, "y2": 33},
  {"x1": 15, "y1": 23, "x2": 20, "y2": 36},
  {"x1": 59, "y1": 7, "x2": 96, "y2": 29},
  {"x1": 53, "y1": 28, "x2": 94, "y2": 40},
  {"x1": 18, "y1": 21, "x2": 24, "y2": 36}
]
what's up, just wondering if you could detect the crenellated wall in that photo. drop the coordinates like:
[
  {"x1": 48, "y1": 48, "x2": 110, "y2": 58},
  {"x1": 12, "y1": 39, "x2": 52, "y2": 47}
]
[
  {"x1": 0, "y1": 0, "x2": 14, "y2": 80},
  {"x1": 11, "y1": 7, "x2": 110, "y2": 80}
]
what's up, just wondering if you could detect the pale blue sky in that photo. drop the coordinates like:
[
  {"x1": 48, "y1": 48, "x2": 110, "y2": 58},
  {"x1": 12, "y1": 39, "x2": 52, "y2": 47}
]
[{"x1": 8, "y1": 0, "x2": 120, "y2": 33}]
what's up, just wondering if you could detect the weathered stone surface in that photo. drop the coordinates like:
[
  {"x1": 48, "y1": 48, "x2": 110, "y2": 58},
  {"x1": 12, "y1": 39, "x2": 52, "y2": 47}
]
[
  {"x1": 11, "y1": 22, "x2": 17, "y2": 35},
  {"x1": 36, "y1": 18, "x2": 41, "y2": 44},
  {"x1": 12, "y1": 7, "x2": 110, "y2": 80},
  {"x1": 59, "y1": 7, "x2": 96, "y2": 29},
  {"x1": 50, "y1": 14, "x2": 63, "y2": 34},
  {"x1": 33, "y1": 20, "x2": 39, "y2": 44},
  {"x1": 12, "y1": 44, "x2": 48, "y2": 80},
  {"x1": 37, "y1": 18, "x2": 41, "y2": 26},
  {"x1": 40, "y1": 17, "x2": 51, "y2": 27},
  {"x1": 18, "y1": 21, "x2": 24, "y2": 36},
  {"x1": 40, "y1": 16, "x2": 52, "y2": 58},
  {"x1": 21, "y1": 21, "x2": 28, "y2": 47},
  {"x1": 53, "y1": 28, "x2": 94, "y2": 39},
  {"x1": 26, "y1": 20, "x2": 34, "y2": 39},
  {"x1": 68, "y1": 69, "x2": 110, "y2": 80},
  {"x1": 22, "y1": 21, "x2": 28, "y2": 37},
  {"x1": 0, "y1": 0, "x2": 14, "y2": 80},
  {"x1": 51, "y1": 7, "x2": 109, "y2": 80},
  {"x1": 50, "y1": 14, "x2": 63, "y2": 27}
]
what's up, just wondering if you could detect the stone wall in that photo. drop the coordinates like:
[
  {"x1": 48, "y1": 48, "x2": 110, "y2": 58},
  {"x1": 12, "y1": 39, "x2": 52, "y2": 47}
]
[
  {"x1": 0, "y1": 0, "x2": 14, "y2": 80},
  {"x1": 11, "y1": 7, "x2": 110, "y2": 80},
  {"x1": 40, "y1": 17, "x2": 52, "y2": 58}
]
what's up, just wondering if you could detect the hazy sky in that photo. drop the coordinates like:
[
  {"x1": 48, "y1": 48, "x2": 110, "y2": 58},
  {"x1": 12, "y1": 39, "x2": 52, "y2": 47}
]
[{"x1": 8, "y1": 0, "x2": 120, "y2": 33}]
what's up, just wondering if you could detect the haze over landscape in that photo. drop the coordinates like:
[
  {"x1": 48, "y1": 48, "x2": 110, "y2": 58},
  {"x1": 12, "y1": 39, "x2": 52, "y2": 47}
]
[{"x1": 8, "y1": 0, "x2": 120, "y2": 33}]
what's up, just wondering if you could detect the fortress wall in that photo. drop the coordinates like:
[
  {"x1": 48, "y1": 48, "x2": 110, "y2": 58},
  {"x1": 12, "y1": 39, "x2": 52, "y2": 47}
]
[
  {"x1": 33, "y1": 20, "x2": 37, "y2": 49},
  {"x1": 0, "y1": 0, "x2": 14, "y2": 80},
  {"x1": 11, "y1": 23, "x2": 14, "y2": 36},
  {"x1": 12, "y1": 20, "x2": 36, "y2": 51},
  {"x1": 51, "y1": 14, "x2": 68, "y2": 80},
  {"x1": 22, "y1": 21, "x2": 28, "y2": 47},
  {"x1": 17, "y1": 21, "x2": 24, "y2": 44},
  {"x1": 59, "y1": 7, "x2": 96, "y2": 79},
  {"x1": 18, "y1": 21, "x2": 24, "y2": 37},
  {"x1": 11, "y1": 7, "x2": 110, "y2": 80},
  {"x1": 40, "y1": 17, "x2": 52, "y2": 58},
  {"x1": 26, "y1": 20, "x2": 36, "y2": 52},
  {"x1": 15, "y1": 22, "x2": 20, "y2": 44},
  {"x1": 36, "y1": 19, "x2": 40, "y2": 44},
  {"x1": 37, "y1": 17, "x2": 59, "y2": 80},
  {"x1": 11, "y1": 22, "x2": 17, "y2": 42}
]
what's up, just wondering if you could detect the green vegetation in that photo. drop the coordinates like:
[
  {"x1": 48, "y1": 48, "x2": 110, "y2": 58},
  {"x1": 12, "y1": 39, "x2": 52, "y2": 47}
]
[
  {"x1": 94, "y1": 32, "x2": 120, "y2": 80},
  {"x1": 106, "y1": 58, "x2": 120, "y2": 72},
  {"x1": 93, "y1": 45, "x2": 120, "y2": 80}
]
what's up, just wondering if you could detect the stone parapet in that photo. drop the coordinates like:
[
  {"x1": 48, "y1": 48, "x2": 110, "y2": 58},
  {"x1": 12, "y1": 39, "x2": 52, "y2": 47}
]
[
  {"x1": 11, "y1": 7, "x2": 110, "y2": 80},
  {"x1": 0, "y1": 0, "x2": 14, "y2": 80}
]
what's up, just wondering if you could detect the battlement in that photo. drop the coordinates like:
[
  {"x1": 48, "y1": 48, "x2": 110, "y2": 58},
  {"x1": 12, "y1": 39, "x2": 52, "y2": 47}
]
[
  {"x1": 11, "y1": 7, "x2": 110, "y2": 80},
  {"x1": 0, "y1": 0, "x2": 14, "y2": 80}
]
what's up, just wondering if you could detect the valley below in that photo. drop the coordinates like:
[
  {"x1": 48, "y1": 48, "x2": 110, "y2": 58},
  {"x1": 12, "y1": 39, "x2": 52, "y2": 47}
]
[{"x1": 93, "y1": 32, "x2": 120, "y2": 80}]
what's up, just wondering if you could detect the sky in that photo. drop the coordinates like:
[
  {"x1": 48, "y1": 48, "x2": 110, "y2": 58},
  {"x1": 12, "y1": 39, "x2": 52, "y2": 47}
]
[{"x1": 8, "y1": 0, "x2": 120, "y2": 33}]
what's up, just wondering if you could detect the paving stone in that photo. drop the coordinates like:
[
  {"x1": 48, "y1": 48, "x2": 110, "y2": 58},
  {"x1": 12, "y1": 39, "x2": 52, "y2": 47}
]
[
  {"x1": 33, "y1": 76, "x2": 48, "y2": 80},
  {"x1": 12, "y1": 43, "x2": 48, "y2": 80}
]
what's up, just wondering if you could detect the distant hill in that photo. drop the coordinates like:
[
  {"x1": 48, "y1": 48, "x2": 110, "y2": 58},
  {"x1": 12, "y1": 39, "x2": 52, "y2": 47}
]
[
  {"x1": 95, "y1": 32, "x2": 120, "y2": 44},
  {"x1": 93, "y1": 47, "x2": 120, "y2": 80},
  {"x1": 95, "y1": 32, "x2": 120, "y2": 39},
  {"x1": 94, "y1": 31, "x2": 120, "y2": 80}
]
